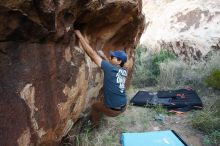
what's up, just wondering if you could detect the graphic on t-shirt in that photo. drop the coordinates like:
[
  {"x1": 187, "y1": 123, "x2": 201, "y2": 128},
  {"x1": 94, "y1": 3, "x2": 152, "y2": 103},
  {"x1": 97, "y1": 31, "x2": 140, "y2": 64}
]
[{"x1": 116, "y1": 69, "x2": 127, "y2": 93}]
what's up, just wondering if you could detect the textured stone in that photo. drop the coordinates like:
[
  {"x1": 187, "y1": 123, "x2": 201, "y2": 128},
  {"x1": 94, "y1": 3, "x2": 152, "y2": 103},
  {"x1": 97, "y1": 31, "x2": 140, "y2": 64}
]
[
  {"x1": 141, "y1": 0, "x2": 220, "y2": 60},
  {"x1": 0, "y1": 0, "x2": 144, "y2": 145}
]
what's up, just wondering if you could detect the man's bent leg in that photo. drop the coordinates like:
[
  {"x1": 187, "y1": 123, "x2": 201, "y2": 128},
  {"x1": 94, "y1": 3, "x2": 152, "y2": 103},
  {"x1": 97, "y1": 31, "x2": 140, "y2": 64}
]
[
  {"x1": 91, "y1": 101, "x2": 125, "y2": 127},
  {"x1": 91, "y1": 101, "x2": 104, "y2": 127}
]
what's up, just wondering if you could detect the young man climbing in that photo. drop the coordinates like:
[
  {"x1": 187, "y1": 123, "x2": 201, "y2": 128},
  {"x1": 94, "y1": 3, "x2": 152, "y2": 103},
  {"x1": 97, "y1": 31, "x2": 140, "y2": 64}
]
[{"x1": 75, "y1": 30, "x2": 128, "y2": 128}]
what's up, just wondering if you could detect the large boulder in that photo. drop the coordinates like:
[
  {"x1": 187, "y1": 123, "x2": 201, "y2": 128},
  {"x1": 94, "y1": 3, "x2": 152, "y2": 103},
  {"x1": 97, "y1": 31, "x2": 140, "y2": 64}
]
[
  {"x1": 0, "y1": 0, "x2": 144, "y2": 145},
  {"x1": 141, "y1": 0, "x2": 220, "y2": 60}
]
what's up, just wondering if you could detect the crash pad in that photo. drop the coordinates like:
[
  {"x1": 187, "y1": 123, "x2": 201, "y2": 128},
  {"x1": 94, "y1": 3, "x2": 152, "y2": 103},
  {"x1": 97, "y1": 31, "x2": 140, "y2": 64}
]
[
  {"x1": 121, "y1": 130, "x2": 188, "y2": 146},
  {"x1": 130, "y1": 88, "x2": 203, "y2": 112}
]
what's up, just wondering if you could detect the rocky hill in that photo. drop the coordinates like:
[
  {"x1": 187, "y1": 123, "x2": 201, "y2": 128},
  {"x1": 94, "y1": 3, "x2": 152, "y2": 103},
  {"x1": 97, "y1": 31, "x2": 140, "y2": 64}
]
[{"x1": 141, "y1": 0, "x2": 220, "y2": 60}]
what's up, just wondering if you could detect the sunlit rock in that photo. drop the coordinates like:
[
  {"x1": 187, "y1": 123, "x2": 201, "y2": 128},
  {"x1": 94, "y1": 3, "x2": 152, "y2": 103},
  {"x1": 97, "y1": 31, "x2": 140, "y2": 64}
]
[{"x1": 141, "y1": 0, "x2": 220, "y2": 60}]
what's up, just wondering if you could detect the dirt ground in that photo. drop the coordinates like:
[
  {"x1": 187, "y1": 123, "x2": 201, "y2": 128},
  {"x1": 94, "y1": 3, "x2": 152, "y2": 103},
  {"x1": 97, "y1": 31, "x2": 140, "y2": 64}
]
[
  {"x1": 120, "y1": 86, "x2": 219, "y2": 146},
  {"x1": 65, "y1": 86, "x2": 219, "y2": 146},
  {"x1": 118, "y1": 105, "x2": 204, "y2": 146},
  {"x1": 144, "y1": 109, "x2": 204, "y2": 146},
  {"x1": 120, "y1": 107, "x2": 204, "y2": 146}
]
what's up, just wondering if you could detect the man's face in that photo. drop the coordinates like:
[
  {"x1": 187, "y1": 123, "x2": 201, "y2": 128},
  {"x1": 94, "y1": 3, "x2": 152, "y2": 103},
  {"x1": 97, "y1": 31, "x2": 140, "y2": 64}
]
[{"x1": 109, "y1": 56, "x2": 122, "y2": 66}]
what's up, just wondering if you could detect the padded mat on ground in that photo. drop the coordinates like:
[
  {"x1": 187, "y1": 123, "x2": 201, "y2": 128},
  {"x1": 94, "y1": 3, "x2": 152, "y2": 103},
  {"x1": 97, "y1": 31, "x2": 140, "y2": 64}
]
[
  {"x1": 121, "y1": 130, "x2": 188, "y2": 146},
  {"x1": 130, "y1": 88, "x2": 203, "y2": 112}
]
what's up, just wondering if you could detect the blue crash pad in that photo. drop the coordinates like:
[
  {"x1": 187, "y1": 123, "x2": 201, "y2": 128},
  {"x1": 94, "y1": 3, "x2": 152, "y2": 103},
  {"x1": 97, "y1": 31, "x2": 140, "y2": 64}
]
[{"x1": 121, "y1": 130, "x2": 187, "y2": 146}]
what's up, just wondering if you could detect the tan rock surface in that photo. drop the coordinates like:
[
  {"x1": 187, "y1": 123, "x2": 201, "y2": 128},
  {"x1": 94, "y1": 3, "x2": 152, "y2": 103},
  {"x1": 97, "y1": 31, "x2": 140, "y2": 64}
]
[{"x1": 141, "y1": 0, "x2": 220, "y2": 60}]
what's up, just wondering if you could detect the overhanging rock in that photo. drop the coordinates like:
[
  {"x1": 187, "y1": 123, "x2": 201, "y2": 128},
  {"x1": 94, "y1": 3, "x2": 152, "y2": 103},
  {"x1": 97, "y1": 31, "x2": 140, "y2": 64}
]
[{"x1": 0, "y1": 0, "x2": 144, "y2": 145}]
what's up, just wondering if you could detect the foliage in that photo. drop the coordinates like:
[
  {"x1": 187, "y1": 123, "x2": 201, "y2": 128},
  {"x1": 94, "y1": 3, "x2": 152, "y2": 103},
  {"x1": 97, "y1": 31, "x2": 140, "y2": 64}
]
[
  {"x1": 205, "y1": 69, "x2": 220, "y2": 89},
  {"x1": 149, "y1": 49, "x2": 176, "y2": 76},
  {"x1": 191, "y1": 98, "x2": 220, "y2": 145},
  {"x1": 132, "y1": 45, "x2": 157, "y2": 87},
  {"x1": 203, "y1": 51, "x2": 220, "y2": 74},
  {"x1": 203, "y1": 131, "x2": 220, "y2": 146},
  {"x1": 208, "y1": 130, "x2": 220, "y2": 146},
  {"x1": 157, "y1": 51, "x2": 220, "y2": 88},
  {"x1": 192, "y1": 107, "x2": 220, "y2": 133},
  {"x1": 132, "y1": 45, "x2": 176, "y2": 87}
]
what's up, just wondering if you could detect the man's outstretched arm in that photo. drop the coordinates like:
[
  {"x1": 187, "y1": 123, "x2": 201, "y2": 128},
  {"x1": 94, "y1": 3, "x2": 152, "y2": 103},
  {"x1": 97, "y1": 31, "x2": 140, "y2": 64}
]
[{"x1": 75, "y1": 30, "x2": 102, "y2": 67}]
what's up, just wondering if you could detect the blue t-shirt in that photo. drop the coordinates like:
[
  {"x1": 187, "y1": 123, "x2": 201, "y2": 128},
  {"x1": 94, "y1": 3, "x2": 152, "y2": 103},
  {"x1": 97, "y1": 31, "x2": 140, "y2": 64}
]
[{"x1": 101, "y1": 60, "x2": 128, "y2": 108}]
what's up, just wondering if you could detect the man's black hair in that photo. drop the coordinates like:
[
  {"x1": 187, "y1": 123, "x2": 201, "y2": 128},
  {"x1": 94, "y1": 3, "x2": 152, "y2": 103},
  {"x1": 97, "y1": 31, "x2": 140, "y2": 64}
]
[
  {"x1": 111, "y1": 56, "x2": 125, "y2": 67},
  {"x1": 120, "y1": 62, "x2": 125, "y2": 67}
]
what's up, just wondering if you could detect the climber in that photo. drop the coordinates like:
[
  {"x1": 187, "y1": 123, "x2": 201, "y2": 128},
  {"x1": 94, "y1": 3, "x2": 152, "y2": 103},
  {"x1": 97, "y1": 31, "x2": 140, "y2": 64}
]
[{"x1": 75, "y1": 30, "x2": 128, "y2": 128}]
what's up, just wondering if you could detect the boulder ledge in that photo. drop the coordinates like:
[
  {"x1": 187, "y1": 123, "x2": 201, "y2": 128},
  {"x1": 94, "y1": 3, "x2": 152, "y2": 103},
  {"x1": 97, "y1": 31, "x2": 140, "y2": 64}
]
[{"x1": 0, "y1": 0, "x2": 144, "y2": 145}]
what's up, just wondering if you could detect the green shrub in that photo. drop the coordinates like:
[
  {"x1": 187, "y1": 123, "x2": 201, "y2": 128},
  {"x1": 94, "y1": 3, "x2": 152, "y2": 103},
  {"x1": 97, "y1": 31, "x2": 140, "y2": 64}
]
[
  {"x1": 192, "y1": 108, "x2": 220, "y2": 133},
  {"x1": 208, "y1": 131, "x2": 220, "y2": 145},
  {"x1": 132, "y1": 45, "x2": 157, "y2": 87},
  {"x1": 133, "y1": 46, "x2": 220, "y2": 89},
  {"x1": 204, "y1": 131, "x2": 220, "y2": 146},
  {"x1": 149, "y1": 49, "x2": 176, "y2": 76},
  {"x1": 205, "y1": 69, "x2": 220, "y2": 89},
  {"x1": 132, "y1": 46, "x2": 176, "y2": 87},
  {"x1": 213, "y1": 99, "x2": 220, "y2": 116}
]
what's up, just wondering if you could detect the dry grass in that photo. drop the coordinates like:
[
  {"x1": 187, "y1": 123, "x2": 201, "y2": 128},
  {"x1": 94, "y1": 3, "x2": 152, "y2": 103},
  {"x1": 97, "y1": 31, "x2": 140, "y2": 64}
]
[
  {"x1": 63, "y1": 50, "x2": 220, "y2": 146},
  {"x1": 68, "y1": 107, "x2": 153, "y2": 146},
  {"x1": 63, "y1": 85, "x2": 220, "y2": 146},
  {"x1": 62, "y1": 87, "x2": 155, "y2": 146},
  {"x1": 157, "y1": 52, "x2": 220, "y2": 89}
]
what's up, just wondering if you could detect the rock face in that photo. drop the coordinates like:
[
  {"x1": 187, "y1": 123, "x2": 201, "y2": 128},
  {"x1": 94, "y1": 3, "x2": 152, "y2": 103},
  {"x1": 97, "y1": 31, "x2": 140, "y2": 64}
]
[
  {"x1": 0, "y1": 0, "x2": 144, "y2": 145},
  {"x1": 141, "y1": 0, "x2": 220, "y2": 60}
]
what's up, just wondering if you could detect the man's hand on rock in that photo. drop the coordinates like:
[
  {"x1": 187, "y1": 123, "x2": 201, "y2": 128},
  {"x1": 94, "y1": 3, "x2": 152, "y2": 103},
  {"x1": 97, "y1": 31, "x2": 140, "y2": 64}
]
[
  {"x1": 75, "y1": 30, "x2": 82, "y2": 38},
  {"x1": 121, "y1": 15, "x2": 133, "y2": 24},
  {"x1": 128, "y1": 16, "x2": 133, "y2": 22},
  {"x1": 97, "y1": 50, "x2": 105, "y2": 57}
]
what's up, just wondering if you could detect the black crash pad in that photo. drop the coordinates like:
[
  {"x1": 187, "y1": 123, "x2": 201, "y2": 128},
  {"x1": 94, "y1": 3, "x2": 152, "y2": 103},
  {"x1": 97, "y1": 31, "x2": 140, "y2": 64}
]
[{"x1": 130, "y1": 88, "x2": 203, "y2": 112}]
